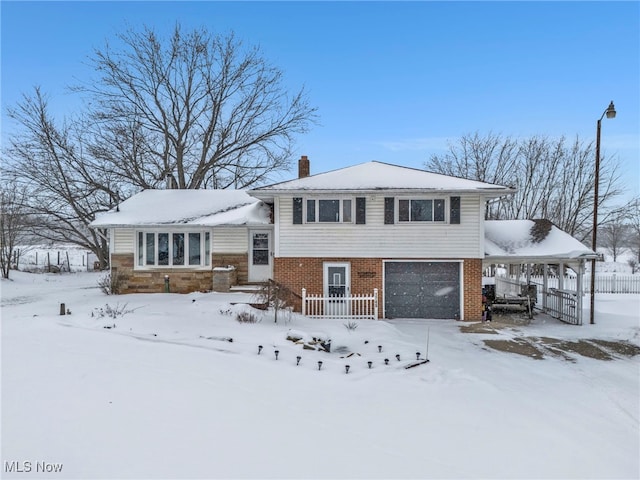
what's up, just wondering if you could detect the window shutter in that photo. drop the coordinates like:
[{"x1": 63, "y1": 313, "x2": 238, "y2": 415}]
[
  {"x1": 384, "y1": 197, "x2": 395, "y2": 224},
  {"x1": 356, "y1": 197, "x2": 366, "y2": 224},
  {"x1": 450, "y1": 196, "x2": 460, "y2": 224},
  {"x1": 293, "y1": 197, "x2": 302, "y2": 224}
]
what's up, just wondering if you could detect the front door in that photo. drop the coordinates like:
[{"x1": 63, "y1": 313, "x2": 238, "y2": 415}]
[
  {"x1": 323, "y1": 262, "x2": 350, "y2": 316},
  {"x1": 248, "y1": 229, "x2": 273, "y2": 282}
]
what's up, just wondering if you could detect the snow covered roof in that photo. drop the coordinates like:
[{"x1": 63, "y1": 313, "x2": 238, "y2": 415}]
[
  {"x1": 90, "y1": 190, "x2": 271, "y2": 228},
  {"x1": 250, "y1": 161, "x2": 514, "y2": 197},
  {"x1": 484, "y1": 219, "x2": 597, "y2": 263}
]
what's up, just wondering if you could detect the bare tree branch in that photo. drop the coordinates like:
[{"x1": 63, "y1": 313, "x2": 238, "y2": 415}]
[{"x1": 426, "y1": 132, "x2": 623, "y2": 240}]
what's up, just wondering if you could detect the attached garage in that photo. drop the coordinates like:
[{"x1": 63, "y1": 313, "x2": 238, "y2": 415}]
[{"x1": 384, "y1": 261, "x2": 461, "y2": 319}]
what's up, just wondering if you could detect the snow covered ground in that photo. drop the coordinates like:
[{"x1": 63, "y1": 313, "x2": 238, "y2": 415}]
[{"x1": 1, "y1": 271, "x2": 639, "y2": 479}]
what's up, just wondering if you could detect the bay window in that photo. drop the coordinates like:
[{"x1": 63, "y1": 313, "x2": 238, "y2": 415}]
[{"x1": 137, "y1": 231, "x2": 211, "y2": 268}]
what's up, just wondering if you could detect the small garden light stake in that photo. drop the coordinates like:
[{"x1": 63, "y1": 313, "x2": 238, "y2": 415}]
[
  {"x1": 378, "y1": 345, "x2": 382, "y2": 353},
  {"x1": 416, "y1": 352, "x2": 421, "y2": 360},
  {"x1": 274, "y1": 350, "x2": 279, "y2": 360},
  {"x1": 367, "y1": 361, "x2": 373, "y2": 369},
  {"x1": 296, "y1": 356, "x2": 301, "y2": 366},
  {"x1": 317, "y1": 361, "x2": 323, "y2": 371},
  {"x1": 384, "y1": 358, "x2": 389, "y2": 365},
  {"x1": 345, "y1": 365, "x2": 350, "y2": 374},
  {"x1": 396, "y1": 354, "x2": 401, "y2": 361},
  {"x1": 258, "y1": 345, "x2": 263, "y2": 355}
]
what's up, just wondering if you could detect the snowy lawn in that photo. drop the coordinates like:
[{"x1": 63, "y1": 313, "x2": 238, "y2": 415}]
[{"x1": 1, "y1": 271, "x2": 639, "y2": 479}]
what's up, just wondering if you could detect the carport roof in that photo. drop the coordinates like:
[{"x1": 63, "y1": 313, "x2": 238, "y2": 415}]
[{"x1": 484, "y1": 219, "x2": 598, "y2": 264}]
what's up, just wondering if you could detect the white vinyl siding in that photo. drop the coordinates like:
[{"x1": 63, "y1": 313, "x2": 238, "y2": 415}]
[
  {"x1": 212, "y1": 227, "x2": 249, "y2": 253},
  {"x1": 113, "y1": 229, "x2": 135, "y2": 254},
  {"x1": 278, "y1": 195, "x2": 484, "y2": 258}
]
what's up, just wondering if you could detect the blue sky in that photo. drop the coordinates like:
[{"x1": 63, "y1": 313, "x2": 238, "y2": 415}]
[{"x1": 2, "y1": 1, "x2": 638, "y2": 200}]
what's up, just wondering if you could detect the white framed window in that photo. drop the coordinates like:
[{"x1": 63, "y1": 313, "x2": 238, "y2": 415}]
[
  {"x1": 305, "y1": 198, "x2": 353, "y2": 223},
  {"x1": 398, "y1": 198, "x2": 446, "y2": 223},
  {"x1": 136, "y1": 231, "x2": 211, "y2": 268}
]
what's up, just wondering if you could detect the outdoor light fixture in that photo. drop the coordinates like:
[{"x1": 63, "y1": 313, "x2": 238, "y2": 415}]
[
  {"x1": 368, "y1": 361, "x2": 373, "y2": 369},
  {"x1": 378, "y1": 345, "x2": 382, "y2": 352},
  {"x1": 396, "y1": 354, "x2": 401, "y2": 361},
  {"x1": 318, "y1": 361, "x2": 323, "y2": 371},
  {"x1": 274, "y1": 350, "x2": 279, "y2": 360},
  {"x1": 384, "y1": 358, "x2": 389, "y2": 365},
  {"x1": 345, "y1": 365, "x2": 350, "y2": 374},
  {"x1": 258, "y1": 345, "x2": 263, "y2": 355},
  {"x1": 296, "y1": 356, "x2": 301, "y2": 366},
  {"x1": 416, "y1": 352, "x2": 421, "y2": 360},
  {"x1": 590, "y1": 101, "x2": 616, "y2": 325}
]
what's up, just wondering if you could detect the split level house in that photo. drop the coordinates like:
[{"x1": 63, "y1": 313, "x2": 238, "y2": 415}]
[{"x1": 90, "y1": 157, "x2": 595, "y2": 322}]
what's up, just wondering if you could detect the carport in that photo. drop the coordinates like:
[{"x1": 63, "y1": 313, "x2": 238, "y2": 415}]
[{"x1": 483, "y1": 219, "x2": 599, "y2": 325}]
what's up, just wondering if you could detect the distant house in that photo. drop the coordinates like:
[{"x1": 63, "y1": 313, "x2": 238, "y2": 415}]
[{"x1": 91, "y1": 156, "x2": 595, "y2": 322}]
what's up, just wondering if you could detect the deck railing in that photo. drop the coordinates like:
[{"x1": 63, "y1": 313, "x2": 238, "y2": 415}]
[{"x1": 302, "y1": 288, "x2": 378, "y2": 320}]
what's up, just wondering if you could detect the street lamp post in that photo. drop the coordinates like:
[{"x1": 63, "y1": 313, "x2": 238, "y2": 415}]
[{"x1": 590, "y1": 101, "x2": 616, "y2": 325}]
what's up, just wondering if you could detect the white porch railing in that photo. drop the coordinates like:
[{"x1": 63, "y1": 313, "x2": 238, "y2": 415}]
[
  {"x1": 302, "y1": 288, "x2": 379, "y2": 320},
  {"x1": 503, "y1": 274, "x2": 640, "y2": 294},
  {"x1": 545, "y1": 288, "x2": 580, "y2": 325}
]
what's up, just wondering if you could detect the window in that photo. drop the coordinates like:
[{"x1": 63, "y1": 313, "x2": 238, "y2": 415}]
[
  {"x1": 306, "y1": 199, "x2": 316, "y2": 222},
  {"x1": 137, "y1": 231, "x2": 210, "y2": 268},
  {"x1": 397, "y1": 198, "x2": 446, "y2": 223},
  {"x1": 304, "y1": 198, "x2": 354, "y2": 223},
  {"x1": 252, "y1": 233, "x2": 269, "y2": 265},
  {"x1": 189, "y1": 233, "x2": 201, "y2": 265}
]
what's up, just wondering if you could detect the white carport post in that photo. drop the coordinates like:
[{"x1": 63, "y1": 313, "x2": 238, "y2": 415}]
[
  {"x1": 542, "y1": 263, "x2": 548, "y2": 311},
  {"x1": 558, "y1": 262, "x2": 565, "y2": 316},
  {"x1": 576, "y1": 260, "x2": 584, "y2": 326}
]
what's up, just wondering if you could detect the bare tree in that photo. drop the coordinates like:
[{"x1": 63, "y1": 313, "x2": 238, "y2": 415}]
[
  {"x1": 600, "y1": 215, "x2": 628, "y2": 262},
  {"x1": 4, "y1": 25, "x2": 316, "y2": 262},
  {"x1": 426, "y1": 133, "x2": 623, "y2": 241},
  {"x1": 624, "y1": 196, "x2": 640, "y2": 264},
  {"x1": 5, "y1": 89, "x2": 114, "y2": 267},
  {"x1": 79, "y1": 24, "x2": 317, "y2": 189},
  {"x1": 0, "y1": 180, "x2": 33, "y2": 278}
]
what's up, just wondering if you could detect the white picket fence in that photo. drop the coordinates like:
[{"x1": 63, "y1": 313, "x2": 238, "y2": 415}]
[
  {"x1": 520, "y1": 274, "x2": 640, "y2": 294},
  {"x1": 302, "y1": 288, "x2": 379, "y2": 320}
]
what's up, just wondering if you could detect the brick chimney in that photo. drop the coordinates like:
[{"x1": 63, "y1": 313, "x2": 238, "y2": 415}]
[{"x1": 298, "y1": 155, "x2": 310, "y2": 178}]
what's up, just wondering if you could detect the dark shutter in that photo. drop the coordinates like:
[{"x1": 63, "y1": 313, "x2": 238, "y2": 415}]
[
  {"x1": 293, "y1": 197, "x2": 302, "y2": 224},
  {"x1": 356, "y1": 197, "x2": 366, "y2": 224},
  {"x1": 384, "y1": 197, "x2": 395, "y2": 224},
  {"x1": 450, "y1": 196, "x2": 460, "y2": 224}
]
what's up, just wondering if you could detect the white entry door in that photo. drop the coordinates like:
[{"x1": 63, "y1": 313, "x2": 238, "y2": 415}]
[
  {"x1": 323, "y1": 262, "x2": 351, "y2": 316},
  {"x1": 248, "y1": 229, "x2": 273, "y2": 282}
]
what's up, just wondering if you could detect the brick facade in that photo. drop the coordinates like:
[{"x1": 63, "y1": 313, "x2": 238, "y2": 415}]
[
  {"x1": 274, "y1": 257, "x2": 483, "y2": 321},
  {"x1": 110, "y1": 252, "x2": 250, "y2": 294},
  {"x1": 462, "y1": 258, "x2": 483, "y2": 321}
]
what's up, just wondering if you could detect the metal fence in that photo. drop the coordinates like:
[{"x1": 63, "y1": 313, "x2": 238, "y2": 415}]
[{"x1": 302, "y1": 288, "x2": 379, "y2": 320}]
